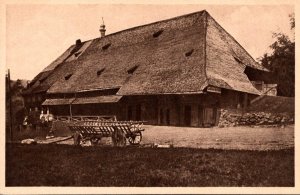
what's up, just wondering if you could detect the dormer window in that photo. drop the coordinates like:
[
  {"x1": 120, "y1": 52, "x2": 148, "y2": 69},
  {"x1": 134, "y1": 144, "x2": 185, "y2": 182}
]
[
  {"x1": 185, "y1": 49, "x2": 194, "y2": 57},
  {"x1": 97, "y1": 68, "x2": 105, "y2": 76},
  {"x1": 127, "y1": 65, "x2": 139, "y2": 74},
  {"x1": 102, "y1": 43, "x2": 111, "y2": 50},
  {"x1": 39, "y1": 77, "x2": 47, "y2": 83},
  {"x1": 74, "y1": 51, "x2": 81, "y2": 57},
  {"x1": 65, "y1": 74, "x2": 73, "y2": 80},
  {"x1": 233, "y1": 56, "x2": 242, "y2": 64},
  {"x1": 153, "y1": 29, "x2": 164, "y2": 38}
]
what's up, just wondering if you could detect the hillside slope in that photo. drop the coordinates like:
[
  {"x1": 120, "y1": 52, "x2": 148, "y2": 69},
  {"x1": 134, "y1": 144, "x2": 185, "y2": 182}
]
[{"x1": 248, "y1": 95, "x2": 294, "y2": 114}]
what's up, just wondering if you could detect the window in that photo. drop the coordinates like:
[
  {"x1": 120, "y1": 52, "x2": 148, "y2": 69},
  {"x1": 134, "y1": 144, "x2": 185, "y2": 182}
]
[
  {"x1": 233, "y1": 56, "x2": 242, "y2": 64},
  {"x1": 74, "y1": 51, "x2": 81, "y2": 57},
  {"x1": 37, "y1": 95, "x2": 42, "y2": 102},
  {"x1": 127, "y1": 106, "x2": 132, "y2": 121},
  {"x1": 39, "y1": 77, "x2": 47, "y2": 83},
  {"x1": 153, "y1": 29, "x2": 164, "y2": 38},
  {"x1": 185, "y1": 49, "x2": 194, "y2": 57},
  {"x1": 136, "y1": 104, "x2": 141, "y2": 121},
  {"x1": 102, "y1": 43, "x2": 111, "y2": 50},
  {"x1": 160, "y1": 108, "x2": 164, "y2": 124},
  {"x1": 184, "y1": 105, "x2": 191, "y2": 126},
  {"x1": 97, "y1": 68, "x2": 105, "y2": 76},
  {"x1": 238, "y1": 93, "x2": 245, "y2": 108},
  {"x1": 27, "y1": 97, "x2": 31, "y2": 103},
  {"x1": 127, "y1": 65, "x2": 139, "y2": 74},
  {"x1": 166, "y1": 109, "x2": 170, "y2": 125},
  {"x1": 65, "y1": 74, "x2": 73, "y2": 80}
]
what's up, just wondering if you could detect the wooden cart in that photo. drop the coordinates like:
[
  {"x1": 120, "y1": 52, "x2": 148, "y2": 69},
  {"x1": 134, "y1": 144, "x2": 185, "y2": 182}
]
[{"x1": 68, "y1": 121, "x2": 145, "y2": 146}]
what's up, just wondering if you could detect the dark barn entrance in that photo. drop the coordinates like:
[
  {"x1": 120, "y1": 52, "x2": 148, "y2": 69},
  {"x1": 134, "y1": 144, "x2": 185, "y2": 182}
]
[
  {"x1": 184, "y1": 105, "x2": 192, "y2": 126},
  {"x1": 136, "y1": 104, "x2": 141, "y2": 121},
  {"x1": 127, "y1": 106, "x2": 133, "y2": 121}
]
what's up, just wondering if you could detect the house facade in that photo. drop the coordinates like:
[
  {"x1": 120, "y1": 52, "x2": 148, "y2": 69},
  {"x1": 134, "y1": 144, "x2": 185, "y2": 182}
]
[{"x1": 22, "y1": 10, "x2": 274, "y2": 127}]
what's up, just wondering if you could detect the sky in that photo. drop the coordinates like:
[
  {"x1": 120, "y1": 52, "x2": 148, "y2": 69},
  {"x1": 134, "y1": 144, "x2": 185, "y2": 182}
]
[{"x1": 6, "y1": 4, "x2": 294, "y2": 80}]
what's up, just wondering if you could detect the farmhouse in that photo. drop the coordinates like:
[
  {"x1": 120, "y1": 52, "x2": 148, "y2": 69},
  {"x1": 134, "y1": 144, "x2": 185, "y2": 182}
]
[{"x1": 22, "y1": 10, "x2": 275, "y2": 127}]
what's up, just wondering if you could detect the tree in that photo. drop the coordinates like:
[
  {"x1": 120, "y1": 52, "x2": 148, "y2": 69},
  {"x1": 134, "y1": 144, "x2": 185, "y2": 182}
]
[{"x1": 259, "y1": 14, "x2": 295, "y2": 97}]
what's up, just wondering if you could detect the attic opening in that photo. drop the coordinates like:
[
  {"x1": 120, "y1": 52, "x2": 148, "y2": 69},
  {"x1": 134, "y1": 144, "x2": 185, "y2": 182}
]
[
  {"x1": 76, "y1": 39, "x2": 82, "y2": 46},
  {"x1": 153, "y1": 29, "x2": 164, "y2": 38},
  {"x1": 97, "y1": 68, "x2": 105, "y2": 76},
  {"x1": 233, "y1": 56, "x2": 243, "y2": 64},
  {"x1": 185, "y1": 49, "x2": 194, "y2": 57},
  {"x1": 244, "y1": 66, "x2": 274, "y2": 83},
  {"x1": 69, "y1": 39, "x2": 83, "y2": 54},
  {"x1": 127, "y1": 65, "x2": 139, "y2": 74},
  {"x1": 74, "y1": 51, "x2": 81, "y2": 57},
  {"x1": 39, "y1": 77, "x2": 47, "y2": 83},
  {"x1": 102, "y1": 43, "x2": 111, "y2": 50},
  {"x1": 64, "y1": 74, "x2": 73, "y2": 80}
]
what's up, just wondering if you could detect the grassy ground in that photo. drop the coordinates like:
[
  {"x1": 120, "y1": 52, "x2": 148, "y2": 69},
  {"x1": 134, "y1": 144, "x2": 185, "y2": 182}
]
[
  {"x1": 6, "y1": 144, "x2": 294, "y2": 187},
  {"x1": 142, "y1": 125, "x2": 294, "y2": 150},
  {"x1": 12, "y1": 126, "x2": 50, "y2": 141}
]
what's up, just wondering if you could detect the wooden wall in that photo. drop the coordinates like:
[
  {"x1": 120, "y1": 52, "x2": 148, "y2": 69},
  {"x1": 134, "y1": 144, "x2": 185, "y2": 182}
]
[{"x1": 45, "y1": 89, "x2": 255, "y2": 127}]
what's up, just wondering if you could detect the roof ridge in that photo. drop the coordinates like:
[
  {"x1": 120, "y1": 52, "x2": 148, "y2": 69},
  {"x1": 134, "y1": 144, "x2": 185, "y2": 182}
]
[
  {"x1": 29, "y1": 10, "x2": 265, "y2": 96},
  {"x1": 81, "y1": 10, "x2": 207, "y2": 44}
]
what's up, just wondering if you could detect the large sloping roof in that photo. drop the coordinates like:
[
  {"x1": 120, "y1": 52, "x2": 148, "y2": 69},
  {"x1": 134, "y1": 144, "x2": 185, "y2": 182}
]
[
  {"x1": 23, "y1": 40, "x2": 92, "y2": 95},
  {"x1": 48, "y1": 11, "x2": 208, "y2": 94},
  {"x1": 205, "y1": 15, "x2": 264, "y2": 94},
  {"x1": 25, "y1": 10, "x2": 267, "y2": 96}
]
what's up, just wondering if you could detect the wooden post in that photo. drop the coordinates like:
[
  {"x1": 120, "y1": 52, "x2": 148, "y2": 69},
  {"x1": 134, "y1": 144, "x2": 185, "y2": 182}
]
[
  {"x1": 7, "y1": 69, "x2": 13, "y2": 142},
  {"x1": 177, "y1": 96, "x2": 181, "y2": 126},
  {"x1": 69, "y1": 104, "x2": 73, "y2": 119},
  {"x1": 243, "y1": 93, "x2": 248, "y2": 109}
]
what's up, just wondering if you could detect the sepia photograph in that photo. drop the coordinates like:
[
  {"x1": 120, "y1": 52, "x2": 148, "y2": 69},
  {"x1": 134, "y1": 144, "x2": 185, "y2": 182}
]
[{"x1": 1, "y1": 0, "x2": 298, "y2": 193}]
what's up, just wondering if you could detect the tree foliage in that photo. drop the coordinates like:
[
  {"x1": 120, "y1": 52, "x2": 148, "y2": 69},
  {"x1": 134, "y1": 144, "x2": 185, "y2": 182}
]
[{"x1": 259, "y1": 14, "x2": 295, "y2": 97}]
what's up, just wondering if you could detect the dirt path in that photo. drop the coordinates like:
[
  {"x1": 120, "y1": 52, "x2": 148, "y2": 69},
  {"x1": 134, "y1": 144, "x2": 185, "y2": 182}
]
[{"x1": 54, "y1": 125, "x2": 294, "y2": 150}]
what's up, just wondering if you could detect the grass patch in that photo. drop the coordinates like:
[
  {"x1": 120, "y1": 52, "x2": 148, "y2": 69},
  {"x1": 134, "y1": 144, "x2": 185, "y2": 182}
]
[
  {"x1": 248, "y1": 95, "x2": 294, "y2": 114},
  {"x1": 6, "y1": 144, "x2": 294, "y2": 186},
  {"x1": 11, "y1": 126, "x2": 49, "y2": 141}
]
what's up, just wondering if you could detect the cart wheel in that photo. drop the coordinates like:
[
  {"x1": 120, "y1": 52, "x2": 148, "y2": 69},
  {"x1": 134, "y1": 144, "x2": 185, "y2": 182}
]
[
  {"x1": 128, "y1": 132, "x2": 142, "y2": 145},
  {"x1": 73, "y1": 133, "x2": 81, "y2": 146}
]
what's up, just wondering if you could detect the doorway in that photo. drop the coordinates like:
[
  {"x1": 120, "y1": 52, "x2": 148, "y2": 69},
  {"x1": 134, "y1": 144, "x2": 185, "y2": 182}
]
[
  {"x1": 203, "y1": 107, "x2": 216, "y2": 127},
  {"x1": 184, "y1": 105, "x2": 191, "y2": 126},
  {"x1": 160, "y1": 108, "x2": 164, "y2": 125},
  {"x1": 127, "y1": 106, "x2": 132, "y2": 121},
  {"x1": 198, "y1": 106, "x2": 204, "y2": 127},
  {"x1": 136, "y1": 104, "x2": 141, "y2": 121},
  {"x1": 166, "y1": 109, "x2": 170, "y2": 125}
]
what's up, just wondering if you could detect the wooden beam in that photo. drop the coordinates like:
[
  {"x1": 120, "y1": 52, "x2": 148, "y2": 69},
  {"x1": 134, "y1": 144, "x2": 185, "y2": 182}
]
[
  {"x1": 7, "y1": 69, "x2": 13, "y2": 141},
  {"x1": 69, "y1": 104, "x2": 73, "y2": 119},
  {"x1": 207, "y1": 86, "x2": 221, "y2": 94}
]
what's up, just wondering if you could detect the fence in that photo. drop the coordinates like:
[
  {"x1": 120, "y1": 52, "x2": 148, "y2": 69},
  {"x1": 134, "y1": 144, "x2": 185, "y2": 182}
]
[{"x1": 54, "y1": 115, "x2": 117, "y2": 122}]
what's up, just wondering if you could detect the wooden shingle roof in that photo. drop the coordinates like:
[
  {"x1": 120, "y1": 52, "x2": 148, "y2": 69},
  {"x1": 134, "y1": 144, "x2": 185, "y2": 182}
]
[{"x1": 26, "y1": 10, "x2": 267, "y2": 96}]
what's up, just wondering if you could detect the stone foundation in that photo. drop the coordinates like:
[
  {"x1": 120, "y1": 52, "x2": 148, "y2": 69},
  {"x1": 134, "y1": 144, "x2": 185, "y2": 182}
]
[{"x1": 218, "y1": 109, "x2": 294, "y2": 127}]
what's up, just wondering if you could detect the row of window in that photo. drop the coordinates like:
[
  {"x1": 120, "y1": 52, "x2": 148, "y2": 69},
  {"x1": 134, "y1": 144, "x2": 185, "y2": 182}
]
[
  {"x1": 61, "y1": 29, "x2": 195, "y2": 82},
  {"x1": 64, "y1": 64, "x2": 140, "y2": 81}
]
